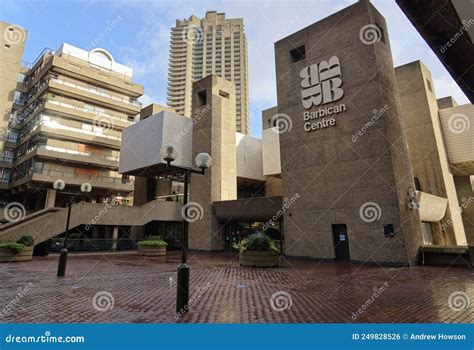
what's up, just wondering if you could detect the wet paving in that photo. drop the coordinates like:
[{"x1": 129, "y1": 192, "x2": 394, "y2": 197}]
[{"x1": 0, "y1": 251, "x2": 472, "y2": 323}]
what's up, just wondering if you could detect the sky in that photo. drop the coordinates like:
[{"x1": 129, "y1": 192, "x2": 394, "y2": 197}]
[{"x1": 1, "y1": 0, "x2": 470, "y2": 137}]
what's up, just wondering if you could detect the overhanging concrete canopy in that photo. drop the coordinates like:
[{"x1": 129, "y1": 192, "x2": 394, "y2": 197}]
[
  {"x1": 213, "y1": 196, "x2": 282, "y2": 222},
  {"x1": 397, "y1": 0, "x2": 474, "y2": 103}
]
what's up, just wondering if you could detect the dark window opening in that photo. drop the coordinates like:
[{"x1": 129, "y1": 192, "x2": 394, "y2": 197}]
[
  {"x1": 414, "y1": 177, "x2": 421, "y2": 191},
  {"x1": 219, "y1": 90, "x2": 229, "y2": 98},
  {"x1": 197, "y1": 90, "x2": 207, "y2": 106},
  {"x1": 426, "y1": 79, "x2": 433, "y2": 93},
  {"x1": 384, "y1": 224, "x2": 395, "y2": 238},
  {"x1": 290, "y1": 45, "x2": 306, "y2": 63}
]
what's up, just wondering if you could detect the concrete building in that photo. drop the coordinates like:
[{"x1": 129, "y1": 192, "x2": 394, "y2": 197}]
[
  {"x1": 0, "y1": 22, "x2": 27, "y2": 195},
  {"x1": 0, "y1": 40, "x2": 143, "y2": 211},
  {"x1": 119, "y1": 0, "x2": 474, "y2": 266},
  {"x1": 167, "y1": 11, "x2": 249, "y2": 134},
  {"x1": 1, "y1": 1, "x2": 473, "y2": 265}
]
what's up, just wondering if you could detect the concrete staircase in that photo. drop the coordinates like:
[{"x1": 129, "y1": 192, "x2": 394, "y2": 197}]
[{"x1": 0, "y1": 200, "x2": 182, "y2": 244}]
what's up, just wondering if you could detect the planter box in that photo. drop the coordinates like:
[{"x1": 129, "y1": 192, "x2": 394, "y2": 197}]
[
  {"x1": 239, "y1": 250, "x2": 279, "y2": 267},
  {"x1": 137, "y1": 245, "x2": 166, "y2": 257},
  {"x1": 0, "y1": 246, "x2": 33, "y2": 262}
]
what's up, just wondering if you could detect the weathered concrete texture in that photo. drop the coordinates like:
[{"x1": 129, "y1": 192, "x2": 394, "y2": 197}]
[
  {"x1": 274, "y1": 1, "x2": 422, "y2": 264},
  {"x1": 189, "y1": 75, "x2": 237, "y2": 250},
  {"x1": 396, "y1": 61, "x2": 465, "y2": 246}
]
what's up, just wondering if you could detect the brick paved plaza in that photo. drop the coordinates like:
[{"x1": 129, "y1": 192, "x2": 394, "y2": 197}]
[{"x1": 0, "y1": 252, "x2": 472, "y2": 323}]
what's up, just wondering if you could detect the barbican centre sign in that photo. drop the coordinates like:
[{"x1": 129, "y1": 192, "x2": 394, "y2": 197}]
[{"x1": 300, "y1": 55, "x2": 346, "y2": 132}]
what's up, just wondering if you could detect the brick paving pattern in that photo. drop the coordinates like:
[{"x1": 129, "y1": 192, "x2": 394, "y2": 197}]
[{"x1": 0, "y1": 251, "x2": 472, "y2": 323}]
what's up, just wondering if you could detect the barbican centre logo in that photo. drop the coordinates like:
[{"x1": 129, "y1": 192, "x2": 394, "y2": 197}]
[{"x1": 300, "y1": 55, "x2": 346, "y2": 132}]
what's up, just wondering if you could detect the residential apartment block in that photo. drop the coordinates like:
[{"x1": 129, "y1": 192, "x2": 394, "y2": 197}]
[
  {"x1": 167, "y1": 11, "x2": 249, "y2": 134},
  {"x1": 0, "y1": 29, "x2": 143, "y2": 211}
]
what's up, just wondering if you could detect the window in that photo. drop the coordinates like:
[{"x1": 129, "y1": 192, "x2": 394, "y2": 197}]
[
  {"x1": 426, "y1": 79, "x2": 433, "y2": 93},
  {"x1": 197, "y1": 90, "x2": 207, "y2": 105},
  {"x1": 219, "y1": 90, "x2": 229, "y2": 99},
  {"x1": 290, "y1": 45, "x2": 305, "y2": 63},
  {"x1": 384, "y1": 224, "x2": 395, "y2": 238},
  {"x1": 414, "y1": 177, "x2": 421, "y2": 191}
]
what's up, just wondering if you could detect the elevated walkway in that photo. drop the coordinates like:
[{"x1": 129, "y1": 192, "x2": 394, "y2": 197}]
[{"x1": 0, "y1": 200, "x2": 182, "y2": 244}]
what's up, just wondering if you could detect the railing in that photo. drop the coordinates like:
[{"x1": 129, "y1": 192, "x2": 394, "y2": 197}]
[
  {"x1": 38, "y1": 144, "x2": 119, "y2": 163},
  {"x1": 50, "y1": 77, "x2": 142, "y2": 107},
  {"x1": 39, "y1": 169, "x2": 132, "y2": 186},
  {"x1": 45, "y1": 98, "x2": 132, "y2": 124}
]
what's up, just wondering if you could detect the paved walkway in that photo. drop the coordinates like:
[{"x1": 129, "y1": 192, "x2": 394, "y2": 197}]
[{"x1": 0, "y1": 252, "x2": 472, "y2": 323}]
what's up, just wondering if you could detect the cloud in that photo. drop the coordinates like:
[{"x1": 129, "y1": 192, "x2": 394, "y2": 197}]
[{"x1": 116, "y1": 0, "x2": 470, "y2": 136}]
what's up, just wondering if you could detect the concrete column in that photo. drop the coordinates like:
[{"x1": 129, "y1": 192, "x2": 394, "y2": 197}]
[
  {"x1": 111, "y1": 226, "x2": 119, "y2": 251},
  {"x1": 189, "y1": 75, "x2": 237, "y2": 251},
  {"x1": 44, "y1": 189, "x2": 57, "y2": 208}
]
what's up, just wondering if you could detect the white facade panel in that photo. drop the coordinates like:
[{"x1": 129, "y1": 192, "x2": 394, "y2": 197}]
[
  {"x1": 262, "y1": 127, "x2": 281, "y2": 176},
  {"x1": 119, "y1": 111, "x2": 192, "y2": 174},
  {"x1": 236, "y1": 133, "x2": 265, "y2": 181},
  {"x1": 439, "y1": 104, "x2": 474, "y2": 166}
]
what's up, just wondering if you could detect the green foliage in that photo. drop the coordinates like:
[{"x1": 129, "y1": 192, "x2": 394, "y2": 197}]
[
  {"x1": 233, "y1": 232, "x2": 279, "y2": 252},
  {"x1": 17, "y1": 235, "x2": 34, "y2": 247},
  {"x1": 138, "y1": 237, "x2": 168, "y2": 248},
  {"x1": 0, "y1": 242, "x2": 26, "y2": 253}
]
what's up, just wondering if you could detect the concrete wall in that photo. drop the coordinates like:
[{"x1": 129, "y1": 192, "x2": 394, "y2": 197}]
[
  {"x1": 274, "y1": 1, "x2": 422, "y2": 264},
  {"x1": 189, "y1": 75, "x2": 237, "y2": 250},
  {"x1": 396, "y1": 61, "x2": 466, "y2": 245}
]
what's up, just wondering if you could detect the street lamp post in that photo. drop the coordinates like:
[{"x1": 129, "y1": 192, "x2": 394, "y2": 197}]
[
  {"x1": 160, "y1": 145, "x2": 212, "y2": 314},
  {"x1": 53, "y1": 180, "x2": 92, "y2": 277}
]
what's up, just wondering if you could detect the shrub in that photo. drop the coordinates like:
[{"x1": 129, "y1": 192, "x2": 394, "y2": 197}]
[
  {"x1": 0, "y1": 242, "x2": 26, "y2": 253},
  {"x1": 17, "y1": 235, "x2": 34, "y2": 247},
  {"x1": 233, "y1": 232, "x2": 279, "y2": 253},
  {"x1": 138, "y1": 237, "x2": 168, "y2": 248}
]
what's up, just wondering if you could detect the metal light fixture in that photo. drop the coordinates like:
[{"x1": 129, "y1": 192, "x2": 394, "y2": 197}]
[
  {"x1": 407, "y1": 186, "x2": 419, "y2": 210},
  {"x1": 195, "y1": 152, "x2": 212, "y2": 170},
  {"x1": 53, "y1": 179, "x2": 65, "y2": 191},
  {"x1": 160, "y1": 144, "x2": 178, "y2": 165},
  {"x1": 56, "y1": 180, "x2": 93, "y2": 277},
  {"x1": 162, "y1": 149, "x2": 212, "y2": 314}
]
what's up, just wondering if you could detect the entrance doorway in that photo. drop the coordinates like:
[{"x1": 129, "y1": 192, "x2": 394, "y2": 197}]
[{"x1": 332, "y1": 224, "x2": 350, "y2": 262}]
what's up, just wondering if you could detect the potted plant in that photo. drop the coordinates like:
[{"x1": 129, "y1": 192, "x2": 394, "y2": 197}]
[
  {"x1": 233, "y1": 232, "x2": 280, "y2": 267},
  {"x1": 137, "y1": 235, "x2": 168, "y2": 256},
  {"x1": 0, "y1": 235, "x2": 34, "y2": 262}
]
